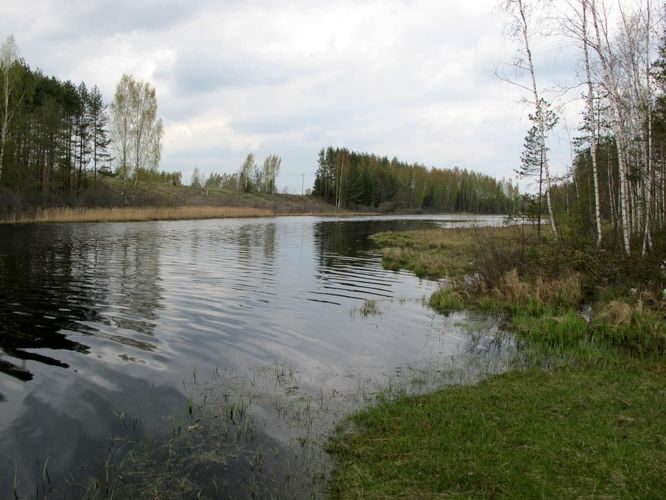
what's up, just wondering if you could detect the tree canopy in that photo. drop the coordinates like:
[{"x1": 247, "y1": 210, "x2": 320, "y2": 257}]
[{"x1": 312, "y1": 147, "x2": 518, "y2": 213}]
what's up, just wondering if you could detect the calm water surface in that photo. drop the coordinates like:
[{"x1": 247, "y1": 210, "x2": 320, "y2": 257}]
[{"x1": 0, "y1": 214, "x2": 511, "y2": 498}]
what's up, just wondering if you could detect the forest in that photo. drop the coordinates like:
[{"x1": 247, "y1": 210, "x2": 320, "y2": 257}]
[
  {"x1": 0, "y1": 36, "x2": 169, "y2": 213},
  {"x1": 312, "y1": 147, "x2": 519, "y2": 213},
  {"x1": 0, "y1": 35, "x2": 520, "y2": 217},
  {"x1": 0, "y1": 48, "x2": 112, "y2": 202}
]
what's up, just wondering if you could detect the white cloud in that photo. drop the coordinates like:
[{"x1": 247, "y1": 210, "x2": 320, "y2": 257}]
[{"x1": 1, "y1": 0, "x2": 582, "y2": 192}]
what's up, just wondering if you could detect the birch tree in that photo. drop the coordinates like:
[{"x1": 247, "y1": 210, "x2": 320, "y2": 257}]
[
  {"x1": 588, "y1": 1, "x2": 633, "y2": 253},
  {"x1": 110, "y1": 74, "x2": 163, "y2": 198},
  {"x1": 0, "y1": 35, "x2": 19, "y2": 183},
  {"x1": 262, "y1": 154, "x2": 281, "y2": 194},
  {"x1": 111, "y1": 75, "x2": 132, "y2": 197},
  {"x1": 499, "y1": 0, "x2": 559, "y2": 237},
  {"x1": 238, "y1": 153, "x2": 255, "y2": 192},
  {"x1": 558, "y1": 0, "x2": 604, "y2": 245}
]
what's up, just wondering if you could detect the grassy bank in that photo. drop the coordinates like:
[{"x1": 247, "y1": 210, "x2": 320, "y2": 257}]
[
  {"x1": 329, "y1": 358, "x2": 666, "y2": 498},
  {"x1": 3, "y1": 205, "x2": 277, "y2": 223},
  {"x1": 329, "y1": 225, "x2": 666, "y2": 498},
  {"x1": 1, "y1": 176, "x2": 349, "y2": 223}
]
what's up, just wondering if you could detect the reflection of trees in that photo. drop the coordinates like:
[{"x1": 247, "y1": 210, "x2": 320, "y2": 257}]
[
  {"x1": 314, "y1": 219, "x2": 439, "y2": 261},
  {"x1": 0, "y1": 223, "x2": 164, "y2": 384},
  {"x1": 311, "y1": 220, "x2": 423, "y2": 304},
  {"x1": 109, "y1": 225, "x2": 163, "y2": 335},
  {"x1": 232, "y1": 222, "x2": 277, "y2": 294},
  {"x1": 263, "y1": 223, "x2": 276, "y2": 260},
  {"x1": 0, "y1": 227, "x2": 92, "y2": 383}
]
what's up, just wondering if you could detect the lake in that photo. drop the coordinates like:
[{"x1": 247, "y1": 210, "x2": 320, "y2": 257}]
[{"x1": 0, "y1": 214, "x2": 513, "y2": 498}]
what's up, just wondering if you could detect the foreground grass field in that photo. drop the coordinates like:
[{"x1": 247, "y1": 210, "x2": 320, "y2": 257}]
[
  {"x1": 328, "y1": 225, "x2": 666, "y2": 498},
  {"x1": 329, "y1": 358, "x2": 666, "y2": 498}
]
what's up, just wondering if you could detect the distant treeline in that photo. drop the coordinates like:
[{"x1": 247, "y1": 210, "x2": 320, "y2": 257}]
[{"x1": 312, "y1": 147, "x2": 518, "y2": 213}]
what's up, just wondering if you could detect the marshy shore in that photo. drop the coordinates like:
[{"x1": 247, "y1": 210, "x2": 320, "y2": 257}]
[{"x1": 328, "y1": 225, "x2": 666, "y2": 498}]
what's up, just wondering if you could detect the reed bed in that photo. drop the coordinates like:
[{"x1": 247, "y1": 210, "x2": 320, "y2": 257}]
[{"x1": 4, "y1": 206, "x2": 277, "y2": 223}]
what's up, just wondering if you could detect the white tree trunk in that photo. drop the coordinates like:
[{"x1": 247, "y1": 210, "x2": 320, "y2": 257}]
[
  {"x1": 590, "y1": 2, "x2": 631, "y2": 254},
  {"x1": 515, "y1": 0, "x2": 559, "y2": 238},
  {"x1": 581, "y1": 0, "x2": 603, "y2": 246}
]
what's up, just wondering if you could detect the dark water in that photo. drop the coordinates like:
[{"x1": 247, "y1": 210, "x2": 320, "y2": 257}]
[{"x1": 0, "y1": 214, "x2": 511, "y2": 498}]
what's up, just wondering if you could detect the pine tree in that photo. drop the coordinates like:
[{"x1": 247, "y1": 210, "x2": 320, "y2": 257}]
[{"x1": 88, "y1": 85, "x2": 111, "y2": 189}]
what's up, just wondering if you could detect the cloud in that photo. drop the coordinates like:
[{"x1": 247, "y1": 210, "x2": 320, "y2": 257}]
[
  {"x1": 1, "y1": 0, "x2": 583, "y2": 192},
  {"x1": 25, "y1": 0, "x2": 198, "y2": 40}
]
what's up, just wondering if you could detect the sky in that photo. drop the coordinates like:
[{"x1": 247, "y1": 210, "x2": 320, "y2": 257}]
[{"x1": 0, "y1": 0, "x2": 582, "y2": 193}]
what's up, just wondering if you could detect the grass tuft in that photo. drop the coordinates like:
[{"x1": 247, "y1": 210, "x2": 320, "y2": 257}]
[
  {"x1": 429, "y1": 288, "x2": 465, "y2": 312},
  {"x1": 593, "y1": 300, "x2": 666, "y2": 355}
]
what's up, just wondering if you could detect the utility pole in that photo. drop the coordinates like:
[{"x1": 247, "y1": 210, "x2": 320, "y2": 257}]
[{"x1": 301, "y1": 174, "x2": 304, "y2": 196}]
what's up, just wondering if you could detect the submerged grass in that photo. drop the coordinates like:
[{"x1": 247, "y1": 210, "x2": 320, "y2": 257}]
[
  {"x1": 58, "y1": 360, "x2": 335, "y2": 499},
  {"x1": 329, "y1": 224, "x2": 666, "y2": 498},
  {"x1": 351, "y1": 299, "x2": 381, "y2": 318}
]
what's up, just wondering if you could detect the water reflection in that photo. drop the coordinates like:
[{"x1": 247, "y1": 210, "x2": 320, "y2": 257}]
[
  {"x1": 0, "y1": 226, "x2": 91, "y2": 382},
  {"x1": 0, "y1": 224, "x2": 166, "y2": 384},
  {"x1": 310, "y1": 218, "x2": 438, "y2": 305},
  {"x1": 0, "y1": 214, "x2": 509, "y2": 497}
]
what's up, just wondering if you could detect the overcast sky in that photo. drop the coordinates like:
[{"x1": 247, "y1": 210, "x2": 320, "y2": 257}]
[{"x1": 1, "y1": 0, "x2": 581, "y2": 193}]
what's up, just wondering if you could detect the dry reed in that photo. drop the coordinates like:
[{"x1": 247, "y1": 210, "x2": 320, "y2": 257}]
[
  {"x1": 494, "y1": 269, "x2": 582, "y2": 309},
  {"x1": 4, "y1": 206, "x2": 278, "y2": 224}
]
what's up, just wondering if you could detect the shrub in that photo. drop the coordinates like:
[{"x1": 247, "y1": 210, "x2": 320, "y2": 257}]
[{"x1": 490, "y1": 269, "x2": 582, "y2": 315}]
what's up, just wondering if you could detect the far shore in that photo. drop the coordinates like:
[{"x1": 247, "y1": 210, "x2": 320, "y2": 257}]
[
  {"x1": 0, "y1": 205, "x2": 359, "y2": 224},
  {"x1": 0, "y1": 205, "x2": 500, "y2": 225}
]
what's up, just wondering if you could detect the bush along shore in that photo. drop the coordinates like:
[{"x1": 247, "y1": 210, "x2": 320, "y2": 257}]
[{"x1": 328, "y1": 224, "x2": 666, "y2": 498}]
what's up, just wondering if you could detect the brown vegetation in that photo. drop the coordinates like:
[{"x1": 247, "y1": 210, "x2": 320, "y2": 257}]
[{"x1": 5, "y1": 206, "x2": 276, "y2": 223}]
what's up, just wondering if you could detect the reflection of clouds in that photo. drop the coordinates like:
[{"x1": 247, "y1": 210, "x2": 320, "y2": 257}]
[
  {"x1": 0, "y1": 361, "x2": 186, "y2": 498},
  {"x1": 0, "y1": 223, "x2": 165, "y2": 383},
  {"x1": 0, "y1": 216, "x2": 516, "y2": 497}
]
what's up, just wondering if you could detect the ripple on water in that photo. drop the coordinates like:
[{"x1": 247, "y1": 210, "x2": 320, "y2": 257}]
[{"x1": 0, "y1": 215, "x2": 512, "y2": 497}]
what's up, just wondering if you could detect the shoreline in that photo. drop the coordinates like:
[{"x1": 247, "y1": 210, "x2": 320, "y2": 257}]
[
  {"x1": 0, "y1": 205, "x2": 360, "y2": 224},
  {"x1": 0, "y1": 205, "x2": 503, "y2": 225},
  {"x1": 328, "y1": 225, "x2": 666, "y2": 498}
]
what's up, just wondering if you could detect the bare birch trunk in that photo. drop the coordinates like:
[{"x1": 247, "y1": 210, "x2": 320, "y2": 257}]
[
  {"x1": 641, "y1": 2, "x2": 654, "y2": 255},
  {"x1": 581, "y1": 0, "x2": 603, "y2": 246},
  {"x1": 590, "y1": 2, "x2": 631, "y2": 254},
  {"x1": 516, "y1": 0, "x2": 559, "y2": 238}
]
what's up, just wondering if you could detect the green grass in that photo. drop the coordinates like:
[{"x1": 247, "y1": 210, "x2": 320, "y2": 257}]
[
  {"x1": 328, "y1": 225, "x2": 666, "y2": 498},
  {"x1": 429, "y1": 288, "x2": 465, "y2": 312},
  {"x1": 328, "y1": 358, "x2": 666, "y2": 499},
  {"x1": 371, "y1": 229, "x2": 477, "y2": 280}
]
